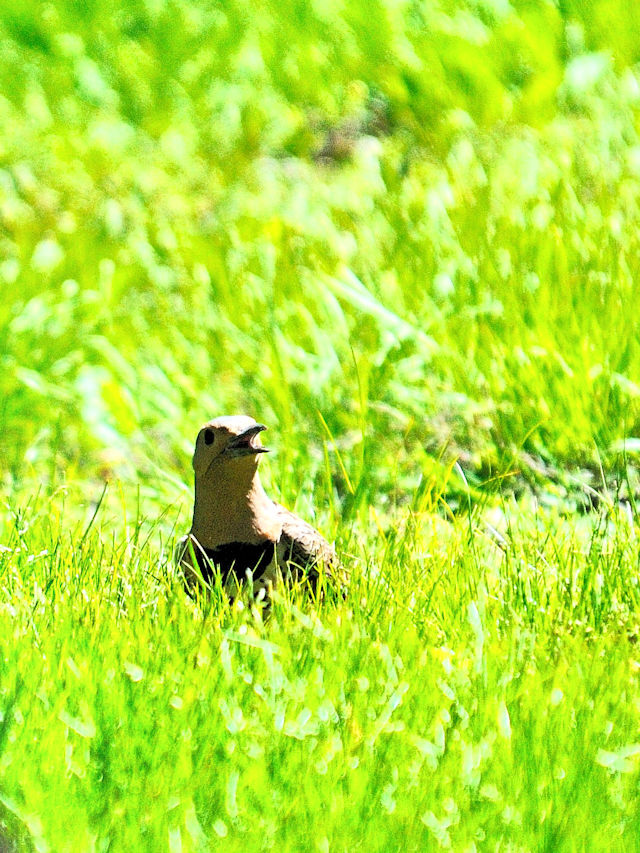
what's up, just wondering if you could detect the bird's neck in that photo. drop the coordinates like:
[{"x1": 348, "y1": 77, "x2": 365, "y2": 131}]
[{"x1": 191, "y1": 466, "x2": 281, "y2": 548}]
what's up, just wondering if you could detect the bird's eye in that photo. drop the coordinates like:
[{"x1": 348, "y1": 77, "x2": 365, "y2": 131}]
[{"x1": 203, "y1": 428, "x2": 215, "y2": 446}]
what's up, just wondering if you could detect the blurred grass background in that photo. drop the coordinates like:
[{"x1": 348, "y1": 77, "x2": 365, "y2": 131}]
[
  {"x1": 4, "y1": 2, "x2": 640, "y2": 850},
  {"x1": 3, "y1": 0, "x2": 640, "y2": 518}
]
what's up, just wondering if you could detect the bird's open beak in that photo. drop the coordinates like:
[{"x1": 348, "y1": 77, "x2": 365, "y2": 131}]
[{"x1": 225, "y1": 424, "x2": 269, "y2": 457}]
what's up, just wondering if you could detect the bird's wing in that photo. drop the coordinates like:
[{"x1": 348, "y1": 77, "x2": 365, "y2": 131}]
[
  {"x1": 276, "y1": 504, "x2": 335, "y2": 566},
  {"x1": 274, "y1": 503, "x2": 343, "y2": 594}
]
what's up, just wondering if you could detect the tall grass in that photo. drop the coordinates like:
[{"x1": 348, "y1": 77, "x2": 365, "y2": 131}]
[
  {"x1": 2, "y1": 0, "x2": 640, "y2": 849},
  {"x1": 2, "y1": 490, "x2": 640, "y2": 851}
]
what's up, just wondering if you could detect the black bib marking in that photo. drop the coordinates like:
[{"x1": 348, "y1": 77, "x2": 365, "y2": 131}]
[{"x1": 196, "y1": 540, "x2": 275, "y2": 585}]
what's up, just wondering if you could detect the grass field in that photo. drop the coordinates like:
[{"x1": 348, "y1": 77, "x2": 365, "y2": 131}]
[{"x1": 2, "y1": 0, "x2": 640, "y2": 849}]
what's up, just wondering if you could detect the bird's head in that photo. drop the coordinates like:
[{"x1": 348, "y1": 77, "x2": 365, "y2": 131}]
[{"x1": 192, "y1": 415, "x2": 269, "y2": 477}]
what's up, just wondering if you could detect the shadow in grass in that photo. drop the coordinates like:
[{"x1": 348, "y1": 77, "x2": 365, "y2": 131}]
[{"x1": 0, "y1": 808, "x2": 34, "y2": 853}]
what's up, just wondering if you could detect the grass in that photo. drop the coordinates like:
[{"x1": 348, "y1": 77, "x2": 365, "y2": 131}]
[
  {"x1": 2, "y1": 0, "x2": 640, "y2": 849},
  {"x1": 3, "y1": 489, "x2": 640, "y2": 851}
]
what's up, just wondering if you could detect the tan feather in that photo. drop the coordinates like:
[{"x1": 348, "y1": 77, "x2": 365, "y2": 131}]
[{"x1": 177, "y1": 416, "x2": 343, "y2": 600}]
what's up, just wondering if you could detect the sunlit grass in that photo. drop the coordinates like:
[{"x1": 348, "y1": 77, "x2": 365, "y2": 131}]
[
  {"x1": 2, "y1": 0, "x2": 640, "y2": 849},
  {"x1": 2, "y1": 0, "x2": 640, "y2": 496},
  {"x1": 1, "y1": 489, "x2": 640, "y2": 850}
]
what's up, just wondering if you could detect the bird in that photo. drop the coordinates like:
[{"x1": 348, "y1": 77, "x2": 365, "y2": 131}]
[{"x1": 175, "y1": 415, "x2": 338, "y2": 601}]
